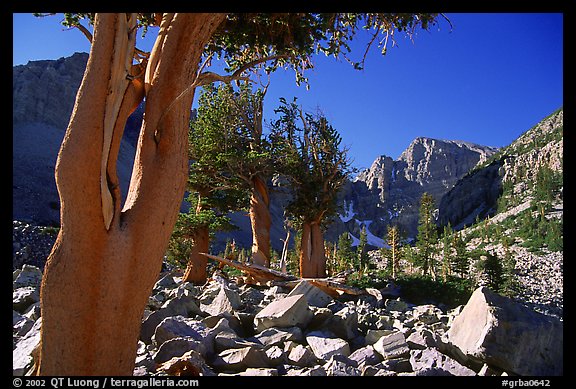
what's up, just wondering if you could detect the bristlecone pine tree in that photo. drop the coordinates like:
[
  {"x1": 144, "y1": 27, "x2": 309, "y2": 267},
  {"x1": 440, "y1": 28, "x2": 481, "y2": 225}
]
[
  {"x1": 173, "y1": 87, "x2": 250, "y2": 284},
  {"x1": 271, "y1": 98, "x2": 351, "y2": 278},
  {"x1": 174, "y1": 82, "x2": 272, "y2": 284},
  {"x1": 224, "y1": 82, "x2": 274, "y2": 267},
  {"x1": 36, "y1": 12, "x2": 441, "y2": 375}
]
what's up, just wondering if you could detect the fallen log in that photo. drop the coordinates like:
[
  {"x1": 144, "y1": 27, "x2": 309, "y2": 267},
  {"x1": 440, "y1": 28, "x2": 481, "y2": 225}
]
[
  {"x1": 276, "y1": 278, "x2": 366, "y2": 297},
  {"x1": 200, "y1": 252, "x2": 366, "y2": 297},
  {"x1": 200, "y1": 253, "x2": 298, "y2": 284}
]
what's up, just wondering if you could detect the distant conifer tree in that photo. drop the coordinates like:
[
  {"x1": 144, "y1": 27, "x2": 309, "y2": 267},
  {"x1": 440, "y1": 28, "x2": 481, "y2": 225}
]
[{"x1": 415, "y1": 192, "x2": 438, "y2": 279}]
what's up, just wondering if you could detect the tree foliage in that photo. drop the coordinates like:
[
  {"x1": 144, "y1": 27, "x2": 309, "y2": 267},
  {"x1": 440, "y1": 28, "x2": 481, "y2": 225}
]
[
  {"x1": 415, "y1": 192, "x2": 438, "y2": 278},
  {"x1": 188, "y1": 82, "x2": 272, "y2": 189},
  {"x1": 533, "y1": 165, "x2": 562, "y2": 214},
  {"x1": 451, "y1": 230, "x2": 470, "y2": 279},
  {"x1": 386, "y1": 224, "x2": 402, "y2": 279},
  {"x1": 357, "y1": 225, "x2": 369, "y2": 271},
  {"x1": 270, "y1": 97, "x2": 352, "y2": 228},
  {"x1": 37, "y1": 13, "x2": 443, "y2": 89},
  {"x1": 336, "y1": 232, "x2": 355, "y2": 272}
]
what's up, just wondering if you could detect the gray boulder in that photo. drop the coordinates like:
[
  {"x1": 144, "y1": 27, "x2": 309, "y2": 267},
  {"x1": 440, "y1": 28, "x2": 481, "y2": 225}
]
[
  {"x1": 212, "y1": 346, "x2": 270, "y2": 372},
  {"x1": 410, "y1": 348, "x2": 475, "y2": 376},
  {"x1": 13, "y1": 313, "x2": 34, "y2": 337},
  {"x1": 323, "y1": 354, "x2": 361, "y2": 376},
  {"x1": 13, "y1": 286, "x2": 40, "y2": 313},
  {"x1": 373, "y1": 331, "x2": 410, "y2": 360},
  {"x1": 287, "y1": 280, "x2": 333, "y2": 308},
  {"x1": 13, "y1": 319, "x2": 41, "y2": 375},
  {"x1": 153, "y1": 337, "x2": 209, "y2": 364},
  {"x1": 200, "y1": 286, "x2": 242, "y2": 316},
  {"x1": 305, "y1": 330, "x2": 350, "y2": 361},
  {"x1": 287, "y1": 344, "x2": 318, "y2": 367},
  {"x1": 157, "y1": 349, "x2": 216, "y2": 376},
  {"x1": 153, "y1": 273, "x2": 178, "y2": 291},
  {"x1": 348, "y1": 345, "x2": 382, "y2": 366},
  {"x1": 214, "y1": 331, "x2": 261, "y2": 352},
  {"x1": 239, "y1": 285, "x2": 266, "y2": 308},
  {"x1": 23, "y1": 302, "x2": 42, "y2": 322},
  {"x1": 220, "y1": 368, "x2": 279, "y2": 376},
  {"x1": 385, "y1": 298, "x2": 409, "y2": 312},
  {"x1": 140, "y1": 295, "x2": 202, "y2": 343},
  {"x1": 264, "y1": 345, "x2": 287, "y2": 365},
  {"x1": 446, "y1": 287, "x2": 563, "y2": 376},
  {"x1": 324, "y1": 305, "x2": 359, "y2": 340},
  {"x1": 406, "y1": 327, "x2": 437, "y2": 350},
  {"x1": 254, "y1": 294, "x2": 313, "y2": 332},
  {"x1": 153, "y1": 316, "x2": 207, "y2": 346},
  {"x1": 13, "y1": 264, "x2": 43, "y2": 289},
  {"x1": 411, "y1": 304, "x2": 442, "y2": 325},
  {"x1": 252, "y1": 326, "x2": 304, "y2": 347},
  {"x1": 285, "y1": 365, "x2": 327, "y2": 376},
  {"x1": 380, "y1": 357, "x2": 413, "y2": 373},
  {"x1": 365, "y1": 328, "x2": 395, "y2": 345}
]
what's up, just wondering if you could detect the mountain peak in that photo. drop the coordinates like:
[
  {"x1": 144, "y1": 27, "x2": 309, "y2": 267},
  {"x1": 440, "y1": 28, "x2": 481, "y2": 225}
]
[{"x1": 400, "y1": 137, "x2": 497, "y2": 161}]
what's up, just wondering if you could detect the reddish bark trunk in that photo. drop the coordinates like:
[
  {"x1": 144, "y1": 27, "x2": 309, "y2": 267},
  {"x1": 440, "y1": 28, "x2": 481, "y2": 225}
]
[
  {"x1": 249, "y1": 175, "x2": 271, "y2": 267},
  {"x1": 299, "y1": 221, "x2": 326, "y2": 278},
  {"x1": 182, "y1": 226, "x2": 210, "y2": 284},
  {"x1": 37, "y1": 13, "x2": 226, "y2": 376}
]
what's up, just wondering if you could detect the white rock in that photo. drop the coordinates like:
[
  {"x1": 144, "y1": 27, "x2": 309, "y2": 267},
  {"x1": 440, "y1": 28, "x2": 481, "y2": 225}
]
[
  {"x1": 410, "y1": 348, "x2": 475, "y2": 376},
  {"x1": 200, "y1": 286, "x2": 242, "y2": 316},
  {"x1": 254, "y1": 294, "x2": 313, "y2": 332},
  {"x1": 446, "y1": 287, "x2": 563, "y2": 376},
  {"x1": 13, "y1": 319, "x2": 41, "y2": 375},
  {"x1": 373, "y1": 331, "x2": 410, "y2": 360},
  {"x1": 287, "y1": 280, "x2": 333, "y2": 308},
  {"x1": 306, "y1": 330, "x2": 350, "y2": 360}
]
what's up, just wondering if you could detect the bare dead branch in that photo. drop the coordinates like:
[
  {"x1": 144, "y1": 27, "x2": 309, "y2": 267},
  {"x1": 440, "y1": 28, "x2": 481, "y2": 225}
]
[{"x1": 202, "y1": 252, "x2": 367, "y2": 297}]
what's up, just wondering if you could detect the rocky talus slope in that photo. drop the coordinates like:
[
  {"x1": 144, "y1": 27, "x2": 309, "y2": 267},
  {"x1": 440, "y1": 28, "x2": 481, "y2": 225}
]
[{"x1": 14, "y1": 264, "x2": 562, "y2": 376}]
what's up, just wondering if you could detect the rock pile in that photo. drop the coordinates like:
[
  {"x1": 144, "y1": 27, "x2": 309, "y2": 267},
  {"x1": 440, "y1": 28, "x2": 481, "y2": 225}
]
[
  {"x1": 134, "y1": 272, "x2": 479, "y2": 377},
  {"x1": 512, "y1": 249, "x2": 563, "y2": 319},
  {"x1": 13, "y1": 264, "x2": 563, "y2": 376},
  {"x1": 12, "y1": 221, "x2": 57, "y2": 271},
  {"x1": 368, "y1": 239, "x2": 564, "y2": 321}
]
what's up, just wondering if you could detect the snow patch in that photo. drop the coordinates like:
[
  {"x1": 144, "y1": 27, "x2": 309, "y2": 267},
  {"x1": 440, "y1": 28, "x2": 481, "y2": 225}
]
[
  {"x1": 339, "y1": 201, "x2": 356, "y2": 223},
  {"x1": 349, "y1": 233, "x2": 360, "y2": 247},
  {"x1": 354, "y1": 220, "x2": 386, "y2": 248}
]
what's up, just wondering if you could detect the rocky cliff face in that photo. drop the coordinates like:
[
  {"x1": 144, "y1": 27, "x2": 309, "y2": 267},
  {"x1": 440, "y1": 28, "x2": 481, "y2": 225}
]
[
  {"x1": 438, "y1": 109, "x2": 563, "y2": 229},
  {"x1": 215, "y1": 138, "x2": 497, "y2": 252},
  {"x1": 13, "y1": 52, "x2": 88, "y2": 129},
  {"x1": 325, "y1": 138, "x2": 498, "y2": 245},
  {"x1": 12, "y1": 52, "x2": 142, "y2": 226}
]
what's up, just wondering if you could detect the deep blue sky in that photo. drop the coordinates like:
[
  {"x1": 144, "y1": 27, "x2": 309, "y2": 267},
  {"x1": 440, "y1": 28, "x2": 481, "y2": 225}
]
[{"x1": 13, "y1": 13, "x2": 563, "y2": 171}]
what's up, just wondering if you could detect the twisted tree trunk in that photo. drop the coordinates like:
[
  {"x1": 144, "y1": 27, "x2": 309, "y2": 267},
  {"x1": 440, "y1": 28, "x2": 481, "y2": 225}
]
[
  {"x1": 249, "y1": 175, "x2": 271, "y2": 267},
  {"x1": 37, "y1": 13, "x2": 226, "y2": 376},
  {"x1": 182, "y1": 226, "x2": 210, "y2": 284},
  {"x1": 299, "y1": 221, "x2": 326, "y2": 278}
]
